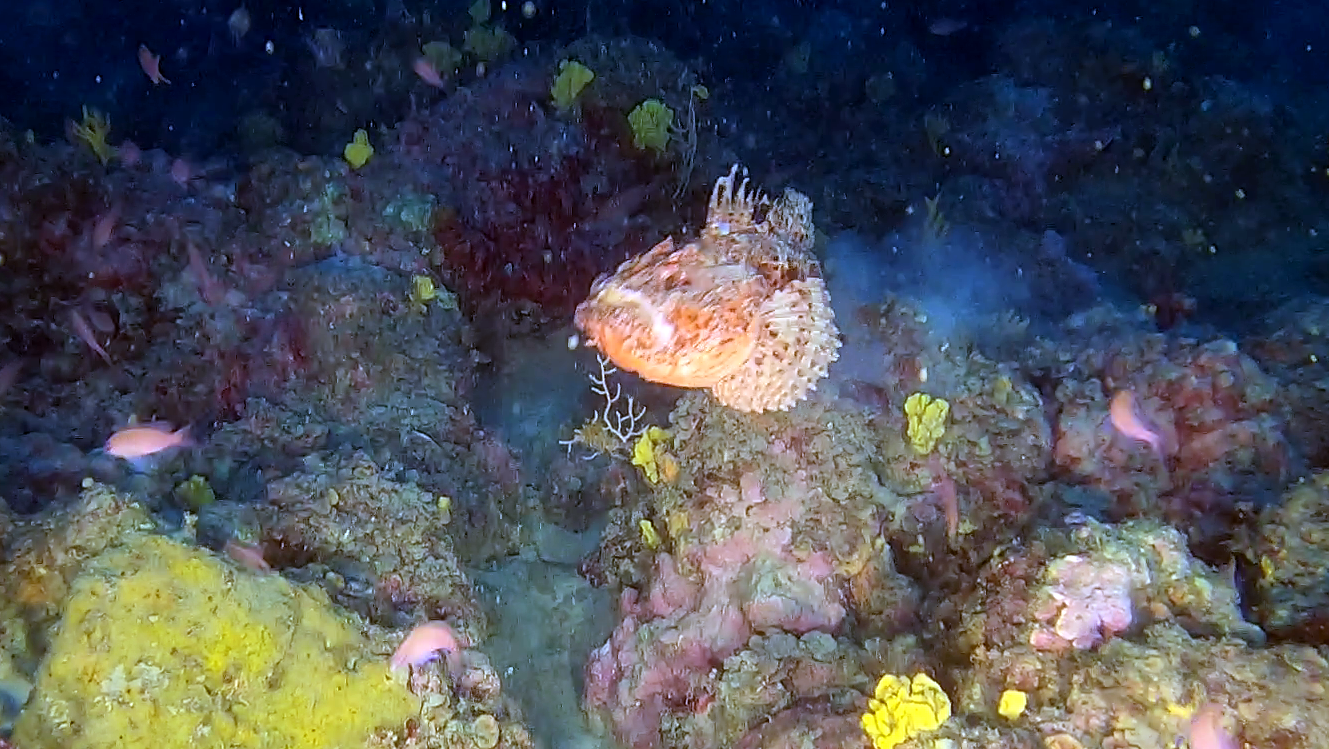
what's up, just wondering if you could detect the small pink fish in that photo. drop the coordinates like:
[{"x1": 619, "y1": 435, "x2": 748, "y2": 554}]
[
  {"x1": 69, "y1": 309, "x2": 112, "y2": 364},
  {"x1": 391, "y1": 621, "x2": 461, "y2": 669},
  {"x1": 138, "y1": 44, "x2": 171, "y2": 85},
  {"x1": 187, "y1": 239, "x2": 225, "y2": 304},
  {"x1": 224, "y1": 539, "x2": 271, "y2": 572},
  {"x1": 93, "y1": 206, "x2": 120, "y2": 249},
  {"x1": 105, "y1": 422, "x2": 191, "y2": 460},
  {"x1": 1109, "y1": 389, "x2": 1165, "y2": 459},
  {"x1": 170, "y1": 157, "x2": 194, "y2": 187},
  {"x1": 928, "y1": 17, "x2": 969, "y2": 36},
  {"x1": 1187, "y1": 704, "x2": 1237, "y2": 749},
  {"x1": 413, "y1": 57, "x2": 446, "y2": 88}
]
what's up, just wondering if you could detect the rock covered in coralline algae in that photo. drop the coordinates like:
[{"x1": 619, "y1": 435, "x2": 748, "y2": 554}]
[{"x1": 584, "y1": 394, "x2": 915, "y2": 748}]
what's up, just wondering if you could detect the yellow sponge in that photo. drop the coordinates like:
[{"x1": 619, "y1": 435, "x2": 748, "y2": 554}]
[
  {"x1": 13, "y1": 534, "x2": 419, "y2": 749},
  {"x1": 861, "y1": 673, "x2": 951, "y2": 749},
  {"x1": 997, "y1": 689, "x2": 1028, "y2": 720},
  {"x1": 631, "y1": 426, "x2": 678, "y2": 484},
  {"x1": 343, "y1": 128, "x2": 374, "y2": 169},
  {"x1": 904, "y1": 392, "x2": 949, "y2": 454},
  {"x1": 627, "y1": 98, "x2": 674, "y2": 153},
  {"x1": 551, "y1": 60, "x2": 594, "y2": 110}
]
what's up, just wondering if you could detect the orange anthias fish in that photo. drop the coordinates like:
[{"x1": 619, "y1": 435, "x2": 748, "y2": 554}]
[
  {"x1": 92, "y1": 205, "x2": 120, "y2": 249},
  {"x1": 69, "y1": 309, "x2": 112, "y2": 364},
  {"x1": 187, "y1": 239, "x2": 225, "y2": 304},
  {"x1": 224, "y1": 539, "x2": 271, "y2": 572},
  {"x1": 105, "y1": 423, "x2": 191, "y2": 465},
  {"x1": 391, "y1": 621, "x2": 462, "y2": 669},
  {"x1": 1186, "y1": 704, "x2": 1238, "y2": 749},
  {"x1": 1109, "y1": 389, "x2": 1165, "y2": 459},
  {"x1": 138, "y1": 44, "x2": 170, "y2": 85},
  {"x1": 928, "y1": 454, "x2": 960, "y2": 542},
  {"x1": 413, "y1": 57, "x2": 446, "y2": 88},
  {"x1": 574, "y1": 165, "x2": 840, "y2": 412},
  {"x1": 928, "y1": 17, "x2": 970, "y2": 36}
]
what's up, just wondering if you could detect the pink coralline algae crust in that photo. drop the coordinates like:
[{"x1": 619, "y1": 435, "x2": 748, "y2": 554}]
[
  {"x1": 730, "y1": 704, "x2": 867, "y2": 749},
  {"x1": 585, "y1": 475, "x2": 858, "y2": 749},
  {"x1": 583, "y1": 393, "x2": 911, "y2": 749},
  {"x1": 1029, "y1": 556, "x2": 1136, "y2": 651}
]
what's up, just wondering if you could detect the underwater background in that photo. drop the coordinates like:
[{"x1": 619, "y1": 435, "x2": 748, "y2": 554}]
[{"x1": 2, "y1": 0, "x2": 1329, "y2": 747}]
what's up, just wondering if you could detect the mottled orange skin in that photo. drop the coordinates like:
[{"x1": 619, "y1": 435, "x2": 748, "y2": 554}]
[
  {"x1": 575, "y1": 166, "x2": 839, "y2": 412},
  {"x1": 577, "y1": 238, "x2": 765, "y2": 388}
]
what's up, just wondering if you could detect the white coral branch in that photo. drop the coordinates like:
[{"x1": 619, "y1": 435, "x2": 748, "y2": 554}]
[
  {"x1": 591, "y1": 355, "x2": 648, "y2": 445},
  {"x1": 560, "y1": 354, "x2": 649, "y2": 457}
]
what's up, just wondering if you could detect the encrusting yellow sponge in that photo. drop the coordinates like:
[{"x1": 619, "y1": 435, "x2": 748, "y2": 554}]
[
  {"x1": 551, "y1": 59, "x2": 594, "y2": 110},
  {"x1": 627, "y1": 98, "x2": 673, "y2": 153},
  {"x1": 631, "y1": 426, "x2": 678, "y2": 484},
  {"x1": 904, "y1": 392, "x2": 949, "y2": 454},
  {"x1": 861, "y1": 673, "x2": 951, "y2": 749},
  {"x1": 343, "y1": 128, "x2": 374, "y2": 169},
  {"x1": 997, "y1": 689, "x2": 1028, "y2": 720},
  {"x1": 12, "y1": 533, "x2": 419, "y2": 748}
]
